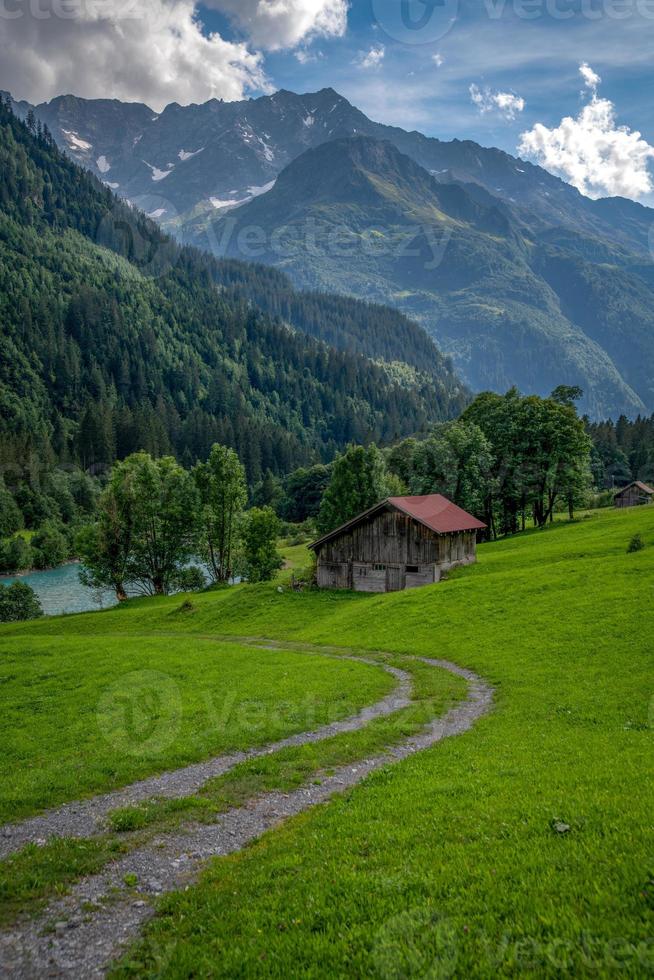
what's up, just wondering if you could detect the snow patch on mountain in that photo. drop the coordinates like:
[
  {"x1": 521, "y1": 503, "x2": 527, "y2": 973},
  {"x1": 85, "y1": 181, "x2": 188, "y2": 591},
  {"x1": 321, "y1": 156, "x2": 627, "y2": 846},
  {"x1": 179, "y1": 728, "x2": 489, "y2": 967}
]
[
  {"x1": 62, "y1": 130, "x2": 92, "y2": 152},
  {"x1": 178, "y1": 147, "x2": 204, "y2": 161},
  {"x1": 210, "y1": 179, "x2": 276, "y2": 210},
  {"x1": 143, "y1": 160, "x2": 174, "y2": 181},
  {"x1": 96, "y1": 155, "x2": 110, "y2": 173}
]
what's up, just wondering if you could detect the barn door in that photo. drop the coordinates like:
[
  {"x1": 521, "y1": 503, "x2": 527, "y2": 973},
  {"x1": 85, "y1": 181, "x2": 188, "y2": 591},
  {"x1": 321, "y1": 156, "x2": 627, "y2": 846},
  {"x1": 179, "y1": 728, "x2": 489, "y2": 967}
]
[{"x1": 386, "y1": 565, "x2": 404, "y2": 592}]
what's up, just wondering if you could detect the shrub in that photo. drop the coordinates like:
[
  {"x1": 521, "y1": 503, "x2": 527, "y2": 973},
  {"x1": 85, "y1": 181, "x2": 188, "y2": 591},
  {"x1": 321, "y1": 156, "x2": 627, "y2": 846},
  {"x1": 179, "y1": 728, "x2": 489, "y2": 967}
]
[
  {"x1": 171, "y1": 566, "x2": 207, "y2": 593},
  {"x1": 0, "y1": 536, "x2": 33, "y2": 573},
  {"x1": 0, "y1": 582, "x2": 43, "y2": 622},
  {"x1": 627, "y1": 533, "x2": 645, "y2": 554},
  {"x1": 31, "y1": 521, "x2": 69, "y2": 569}
]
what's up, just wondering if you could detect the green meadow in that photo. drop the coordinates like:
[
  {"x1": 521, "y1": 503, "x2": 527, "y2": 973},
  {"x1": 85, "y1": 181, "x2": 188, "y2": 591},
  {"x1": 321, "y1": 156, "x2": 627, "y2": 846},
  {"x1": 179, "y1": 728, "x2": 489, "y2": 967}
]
[
  {"x1": 1, "y1": 505, "x2": 653, "y2": 977},
  {"x1": 0, "y1": 634, "x2": 392, "y2": 824}
]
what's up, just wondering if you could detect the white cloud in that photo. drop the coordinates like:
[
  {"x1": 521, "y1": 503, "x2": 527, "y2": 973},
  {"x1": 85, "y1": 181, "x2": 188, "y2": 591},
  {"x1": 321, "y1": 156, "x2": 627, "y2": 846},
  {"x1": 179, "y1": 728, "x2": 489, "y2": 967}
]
[
  {"x1": 470, "y1": 84, "x2": 525, "y2": 121},
  {"x1": 579, "y1": 62, "x2": 601, "y2": 93},
  {"x1": 0, "y1": 0, "x2": 269, "y2": 111},
  {"x1": 432, "y1": 53, "x2": 444, "y2": 67},
  {"x1": 208, "y1": 0, "x2": 348, "y2": 51},
  {"x1": 356, "y1": 45, "x2": 386, "y2": 70},
  {"x1": 519, "y1": 65, "x2": 654, "y2": 200}
]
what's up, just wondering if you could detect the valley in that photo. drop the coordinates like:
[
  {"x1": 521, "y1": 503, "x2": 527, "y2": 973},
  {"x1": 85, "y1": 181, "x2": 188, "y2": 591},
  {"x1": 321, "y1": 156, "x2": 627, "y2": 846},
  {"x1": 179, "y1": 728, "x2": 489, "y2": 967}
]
[{"x1": 10, "y1": 86, "x2": 654, "y2": 419}]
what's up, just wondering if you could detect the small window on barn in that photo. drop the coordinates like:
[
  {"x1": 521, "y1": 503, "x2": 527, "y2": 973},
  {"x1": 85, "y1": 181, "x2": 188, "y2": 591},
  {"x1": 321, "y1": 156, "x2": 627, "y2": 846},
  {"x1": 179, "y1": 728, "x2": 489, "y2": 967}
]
[
  {"x1": 373, "y1": 563, "x2": 386, "y2": 572},
  {"x1": 406, "y1": 565, "x2": 419, "y2": 574},
  {"x1": 358, "y1": 567, "x2": 367, "y2": 576}
]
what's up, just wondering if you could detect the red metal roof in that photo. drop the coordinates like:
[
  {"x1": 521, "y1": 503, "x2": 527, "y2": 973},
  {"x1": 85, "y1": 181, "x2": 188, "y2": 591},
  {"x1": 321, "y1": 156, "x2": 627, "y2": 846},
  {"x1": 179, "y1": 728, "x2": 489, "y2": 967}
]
[
  {"x1": 388, "y1": 495, "x2": 487, "y2": 534},
  {"x1": 310, "y1": 494, "x2": 486, "y2": 550}
]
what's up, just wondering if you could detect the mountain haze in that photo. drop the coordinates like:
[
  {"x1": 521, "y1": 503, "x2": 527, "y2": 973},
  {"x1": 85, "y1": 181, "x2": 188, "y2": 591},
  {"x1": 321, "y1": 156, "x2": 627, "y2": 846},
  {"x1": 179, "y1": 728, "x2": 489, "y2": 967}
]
[
  {"x1": 214, "y1": 136, "x2": 654, "y2": 420},
  {"x1": 10, "y1": 86, "x2": 654, "y2": 419},
  {"x1": 0, "y1": 100, "x2": 466, "y2": 489}
]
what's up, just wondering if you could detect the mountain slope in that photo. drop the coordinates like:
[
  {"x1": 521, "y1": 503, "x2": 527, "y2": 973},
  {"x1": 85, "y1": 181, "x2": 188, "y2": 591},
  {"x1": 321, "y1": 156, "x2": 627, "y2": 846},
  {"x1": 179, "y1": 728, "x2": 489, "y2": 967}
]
[
  {"x1": 14, "y1": 86, "x2": 654, "y2": 417},
  {"x1": 0, "y1": 102, "x2": 467, "y2": 488},
  {"x1": 212, "y1": 136, "x2": 652, "y2": 419},
  {"x1": 14, "y1": 86, "x2": 654, "y2": 260}
]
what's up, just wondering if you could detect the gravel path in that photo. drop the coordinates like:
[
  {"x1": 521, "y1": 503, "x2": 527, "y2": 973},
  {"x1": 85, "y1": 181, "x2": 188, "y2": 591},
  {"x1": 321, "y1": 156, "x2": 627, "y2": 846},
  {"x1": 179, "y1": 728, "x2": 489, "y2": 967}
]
[
  {"x1": 0, "y1": 650, "x2": 410, "y2": 861},
  {"x1": 0, "y1": 654, "x2": 493, "y2": 979}
]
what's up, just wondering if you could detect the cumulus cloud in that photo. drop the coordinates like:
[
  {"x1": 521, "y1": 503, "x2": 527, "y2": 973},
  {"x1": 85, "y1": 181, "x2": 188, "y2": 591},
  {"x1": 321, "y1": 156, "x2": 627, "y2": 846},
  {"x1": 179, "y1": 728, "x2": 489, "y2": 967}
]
[
  {"x1": 209, "y1": 0, "x2": 348, "y2": 51},
  {"x1": 469, "y1": 84, "x2": 525, "y2": 121},
  {"x1": 432, "y1": 52, "x2": 444, "y2": 67},
  {"x1": 579, "y1": 62, "x2": 601, "y2": 93},
  {"x1": 519, "y1": 64, "x2": 654, "y2": 200},
  {"x1": 355, "y1": 45, "x2": 385, "y2": 70},
  {"x1": 0, "y1": 0, "x2": 269, "y2": 111}
]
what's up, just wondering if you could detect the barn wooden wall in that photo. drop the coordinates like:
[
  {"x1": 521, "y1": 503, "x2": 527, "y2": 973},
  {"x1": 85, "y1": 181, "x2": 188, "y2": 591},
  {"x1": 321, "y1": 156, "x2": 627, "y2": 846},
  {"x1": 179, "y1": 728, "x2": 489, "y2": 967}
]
[
  {"x1": 615, "y1": 487, "x2": 653, "y2": 508},
  {"x1": 315, "y1": 508, "x2": 477, "y2": 592}
]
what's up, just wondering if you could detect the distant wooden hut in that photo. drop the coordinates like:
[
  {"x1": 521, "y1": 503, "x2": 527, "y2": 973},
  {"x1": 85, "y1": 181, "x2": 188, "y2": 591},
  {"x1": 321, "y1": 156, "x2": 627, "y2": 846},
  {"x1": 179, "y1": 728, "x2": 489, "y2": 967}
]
[
  {"x1": 311, "y1": 494, "x2": 486, "y2": 593},
  {"x1": 614, "y1": 481, "x2": 654, "y2": 509}
]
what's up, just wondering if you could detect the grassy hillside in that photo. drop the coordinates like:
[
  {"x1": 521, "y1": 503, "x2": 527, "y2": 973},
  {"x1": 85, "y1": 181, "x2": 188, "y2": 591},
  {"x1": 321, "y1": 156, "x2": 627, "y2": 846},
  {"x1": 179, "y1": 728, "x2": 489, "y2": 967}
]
[
  {"x1": 1, "y1": 506, "x2": 652, "y2": 974},
  {"x1": 0, "y1": 634, "x2": 392, "y2": 826}
]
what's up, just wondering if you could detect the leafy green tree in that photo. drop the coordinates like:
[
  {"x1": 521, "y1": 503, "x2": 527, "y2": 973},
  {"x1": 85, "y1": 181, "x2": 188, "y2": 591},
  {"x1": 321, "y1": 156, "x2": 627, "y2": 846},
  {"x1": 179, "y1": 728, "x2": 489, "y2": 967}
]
[
  {"x1": 409, "y1": 421, "x2": 495, "y2": 521},
  {"x1": 240, "y1": 507, "x2": 283, "y2": 583},
  {"x1": 0, "y1": 582, "x2": 43, "y2": 622},
  {"x1": 77, "y1": 517, "x2": 131, "y2": 603},
  {"x1": 463, "y1": 388, "x2": 592, "y2": 532},
  {"x1": 31, "y1": 521, "x2": 69, "y2": 569},
  {"x1": 317, "y1": 445, "x2": 390, "y2": 534},
  {"x1": 279, "y1": 465, "x2": 331, "y2": 523},
  {"x1": 551, "y1": 385, "x2": 584, "y2": 408},
  {"x1": 193, "y1": 444, "x2": 247, "y2": 583},
  {"x1": 79, "y1": 453, "x2": 199, "y2": 598}
]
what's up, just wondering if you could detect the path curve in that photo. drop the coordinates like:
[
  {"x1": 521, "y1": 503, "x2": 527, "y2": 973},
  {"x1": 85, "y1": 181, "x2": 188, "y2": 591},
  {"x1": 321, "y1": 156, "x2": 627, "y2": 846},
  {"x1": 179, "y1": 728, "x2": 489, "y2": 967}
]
[
  {"x1": 0, "y1": 653, "x2": 493, "y2": 979},
  {"x1": 0, "y1": 648, "x2": 411, "y2": 861}
]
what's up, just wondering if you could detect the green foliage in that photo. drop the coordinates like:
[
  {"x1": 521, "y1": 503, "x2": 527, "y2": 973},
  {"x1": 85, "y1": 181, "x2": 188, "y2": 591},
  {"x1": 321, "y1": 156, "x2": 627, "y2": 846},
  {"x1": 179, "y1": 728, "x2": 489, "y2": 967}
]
[
  {"x1": 240, "y1": 507, "x2": 284, "y2": 583},
  {"x1": 588, "y1": 414, "x2": 654, "y2": 489},
  {"x1": 79, "y1": 452, "x2": 199, "y2": 597},
  {"x1": 317, "y1": 444, "x2": 390, "y2": 534},
  {"x1": 171, "y1": 566, "x2": 207, "y2": 593},
  {"x1": 193, "y1": 445, "x2": 247, "y2": 584},
  {"x1": 463, "y1": 388, "x2": 592, "y2": 533},
  {"x1": 401, "y1": 420, "x2": 494, "y2": 519},
  {"x1": 0, "y1": 536, "x2": 32, "y2": 574},
  {"x1": 30, "y1": 520, "x2": 68, "y2": 570},
  {"x1": 279, "y1": 464, "x2": 331, "y2": 523},
  {"x1": 627, "y1": 533, "x2": 645, "y2": 553},
  {"x1": 0, "y1": 582, "x2": 42, "y2": 622},
  {"x1": 0, "y1": 484, "x2": 23, "y2": 537}
]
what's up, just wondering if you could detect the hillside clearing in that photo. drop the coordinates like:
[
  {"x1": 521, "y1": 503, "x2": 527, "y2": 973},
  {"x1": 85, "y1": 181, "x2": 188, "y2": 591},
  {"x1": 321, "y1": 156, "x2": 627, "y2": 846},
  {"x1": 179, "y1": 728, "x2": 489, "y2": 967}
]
[{"x1": 1, "y1": 506, "x2": 652, "y2": 977}]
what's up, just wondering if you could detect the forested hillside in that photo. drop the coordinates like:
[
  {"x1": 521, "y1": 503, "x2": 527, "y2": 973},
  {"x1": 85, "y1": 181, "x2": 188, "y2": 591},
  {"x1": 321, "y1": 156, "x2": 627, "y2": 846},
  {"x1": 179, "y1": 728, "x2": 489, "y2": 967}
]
[{"x1": 0, "y1": 100, "x2": 467, "y2": 506}]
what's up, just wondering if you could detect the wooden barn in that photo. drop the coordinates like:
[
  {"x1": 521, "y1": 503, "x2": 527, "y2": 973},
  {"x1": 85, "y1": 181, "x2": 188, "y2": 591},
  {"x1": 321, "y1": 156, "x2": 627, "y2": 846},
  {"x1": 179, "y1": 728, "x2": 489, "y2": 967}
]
[
  {"x1": 614, "y1": 481, "x2": 654, "y2": 508},
  {"x1": 311, "y1": 495, "x2": 486, "y2": 593}
]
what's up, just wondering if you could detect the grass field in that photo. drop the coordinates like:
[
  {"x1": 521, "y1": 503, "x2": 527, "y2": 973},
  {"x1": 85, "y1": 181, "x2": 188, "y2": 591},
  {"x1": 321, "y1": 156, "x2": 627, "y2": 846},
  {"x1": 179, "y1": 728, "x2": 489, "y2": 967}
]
[
  {"x1": 2, "y1": 506, "x2": 653, "y2": 976},
  {"x1": 0, "y1": 633, "x2": 393, "y2": 824}
]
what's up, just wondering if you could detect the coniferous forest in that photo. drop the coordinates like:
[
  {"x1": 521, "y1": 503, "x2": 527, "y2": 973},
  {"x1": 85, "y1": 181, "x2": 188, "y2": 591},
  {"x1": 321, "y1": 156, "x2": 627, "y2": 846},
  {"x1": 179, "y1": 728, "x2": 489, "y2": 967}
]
[{"x1": 0, "y1": 98, "x2": 468, "y2": 529}]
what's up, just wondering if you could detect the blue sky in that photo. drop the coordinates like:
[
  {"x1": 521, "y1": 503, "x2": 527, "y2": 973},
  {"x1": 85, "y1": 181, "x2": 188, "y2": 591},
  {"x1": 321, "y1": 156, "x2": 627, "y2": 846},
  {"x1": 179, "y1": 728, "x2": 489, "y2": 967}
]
[
  {"x1": 198, "y1": 1, "x2": 653, "y2": 149},
  {"x1": 1, "y1": 0, "x2": 652, "y2": 202}
]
